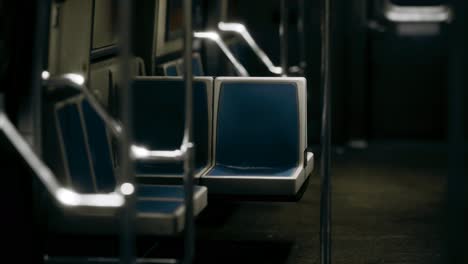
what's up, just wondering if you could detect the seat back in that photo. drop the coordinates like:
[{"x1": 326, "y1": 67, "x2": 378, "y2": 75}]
[
  {"x1": 90, "y1": 56, "x2": 147, "y2": 107},
  {"x1": 132, "y1": 77, "x2": 213, "y2": 176},
  {"x1": 55, "y1": 96, "x2": 116, "y2": 193},
  {"x1": 80, "y1": 99, "x2": 116, "y2": 192},
  {"x1": 190, "y1": 53, "x2": 204, "y2": 76},
  {"x1": 213, "y1": 77, "x2": 307, "y2": 170},
  {"x1": 160, "y1": 53, "x2": 204, "y2": 76},
  {"x1": 162, "y1": 60, "x2": 180, "y2": 77}
]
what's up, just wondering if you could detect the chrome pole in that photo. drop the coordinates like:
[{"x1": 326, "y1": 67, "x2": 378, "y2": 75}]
[
  {"x1": 31, "y1": 0, "x2": 51, "y2": 155},
  {"x1": 280, "y1": 0, "x2": 289, "y2": 76},
  {"x1": 319, "y1": 0, "x2": 332, "y2": 262},
  {"x1": 298, "y1": 0, "x2": 307, "y2": 72},
  {"x1": 118, "y1": 0, "x2": 136, "y2": 263},
  {"x1": 447, "y1": 0, "x2": 466, "y2": 262},
  {"x1": 182, "y1": 0, "x2": 195, "y2": 263}
]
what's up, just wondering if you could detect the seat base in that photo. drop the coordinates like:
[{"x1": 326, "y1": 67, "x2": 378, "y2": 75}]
[
  {"x1": 136, "y1": 167, "x2": 209, "y2": 185},
  {"x1": 49, "y1": 185, "x2": 208, "y2": 236},
  {"x1": 201, "y1": 152, "x2": 314, "y2": 196}
]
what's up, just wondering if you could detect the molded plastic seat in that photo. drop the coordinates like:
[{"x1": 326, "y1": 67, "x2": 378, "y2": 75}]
[
  {"x1": 201, "y1": 77, "x2": 314, "y2": 196},
  {"x1": 160, "y1": 53, "x2": 204, "y2": 76},
  {"x1": 54, "y1": 96, "x2": 207, "y2": 235},
  {"x1": 132, "y1": 77, "x2": 213, "y2": 182}
]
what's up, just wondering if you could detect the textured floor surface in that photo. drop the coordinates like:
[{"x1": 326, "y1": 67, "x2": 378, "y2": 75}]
[
  {"x1": 192, "y1": 142, "x2": 447, "y2": 264},
  {"x1": 45, "y1": 142, "x2": 451, "y2": 263}
]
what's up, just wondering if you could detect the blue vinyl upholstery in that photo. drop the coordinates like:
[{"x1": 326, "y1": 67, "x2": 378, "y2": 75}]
[
  {"x1": 81, "y1": 100, "x2": 116, "y2": 192},
  {"x1": 138, "y1": 184, "x2": 205, "y2": 199},
  {"x1": 137, "y1": 200, "x2": 183, "y2": 214},
  {"x1": 132, "y1": 78, "x2": 210, "y2": 176},
  {"x1": 192, "y1": 56, "x2": 204, "y2": 76},
  {"x1": 165, "y1": 65, "x2": 178, "y2": 76},
  {"x1": 208, "y1": 165, "x2": 297, "y2": 177},
  {"x1": 56, "y1": 102, "x2": 95, "y2": 192},
  {"x1": 206, "y1": 82, "x2": 300, "y2": 177},
  {"x1": 161, "y1": 54, "x2": 204, "y2": 76},
  {"x1": 55, "y1": 96, "x2": 206, "y2": 220}
]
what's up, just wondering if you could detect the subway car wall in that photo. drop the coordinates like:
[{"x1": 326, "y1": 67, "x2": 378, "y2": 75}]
[
  {"x1": 202, "y1": 0, "x2": 466, "y2": 144},
  {"x1": 0, "y1": 0, "x2": 466, "y2": 263}
]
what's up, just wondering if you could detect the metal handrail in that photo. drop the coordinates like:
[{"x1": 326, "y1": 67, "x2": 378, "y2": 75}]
[
  {"x1": 319, "y1": 0, "x2": 332, "y2": 262},
  {"x1": 280, "y1": 0, "x2": 288, "y2": 77},
  {"x1": 42, "y1": 72, "x2": 123, "y2": 136},
  {"x1": 384, "y1": 0, "x2": 452, "y2": 23},
  {"x1": 0, "y1": 111, "x2": 125, "y2": 208},
  {"x1": 194, "y1": 31, "x2": 249, "y2": 77},
  {"x1": 218, "y1": 22, "x2": 282, "y2": 75},
  {"x1": 183, "y1": 0, "x2": 196, "y2": 263},
  {"x1": 42, "y1": 72, "x2": 189, "y2": 162}
]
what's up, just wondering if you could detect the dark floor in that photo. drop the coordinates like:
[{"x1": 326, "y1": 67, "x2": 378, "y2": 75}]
[
  {"x1": 192, "y1": 142, "x2": 447, "y2": 264},
  {"x1": 45, "y1": 142, "x2": 450, "y2": 263}
]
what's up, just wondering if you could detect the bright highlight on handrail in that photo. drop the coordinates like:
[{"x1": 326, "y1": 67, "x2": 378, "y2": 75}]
[
  {"x1": 0, "y1": 112, "x2": 125, "y2": 208},
  {"x1": 384, "y1": 2, "x2": 452, "y2": 22},
  {"x1": 218, "y1": 22, "x2": 283, "y2": 75},
  {"x1": 42, "y1": 71, "x2": 123, "y2": 136},
  {"x1": 131, "y1": 145, "x2": 186, "y2": 161},
  {"x1": 42, "y1": 71, "x2": 190, "y2": 163},
  {"x1": 194, "y1": 31, "x2": 249, "y2": 77}
]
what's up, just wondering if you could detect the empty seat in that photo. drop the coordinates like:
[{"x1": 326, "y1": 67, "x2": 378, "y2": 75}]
[
  {"x1": 53, "y1": 96, "x2": 207, "y2": 235},
  {"x1": 160, "y1": 53, "x2": 204, "y2": 76},
  {"x1": 132, "y1": 77, "x2": 213, "y2": 183},
  {"x1": 90, "y1": 56, "x2": 146, "y2": 107},
  {"x1": 201, "y1": 77, "x2": 314, "y2": 196},
  {"x1": 161, "y1": 60, "x2": 179, "y2": 76}
]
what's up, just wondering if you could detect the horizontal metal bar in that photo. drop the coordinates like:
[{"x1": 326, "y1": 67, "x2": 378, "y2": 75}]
[
  {"x1": 90, "y1": 45, "x2": 119, "y2": 62},
  {"x1": 42, "y1": 72, "x2": 124, "y2": 137},
  {"x1": 194, "y1": 31, "x2": 249, "y2": 77},
  {"x1": 385, "y1": 2, "x2": 452, "y2": 22},
  {"x1": 131, "y1": 145, "x2": 186, "y2": 161},
  {"x1": 43, "y1": 72, "x2": 191, "y2": 163},
  {"x1": 218, "y1": 22, "x2": 282, "y2": 75},
  {"x1": 0, "y1": 112, "x2": 125, "y2": 208}
]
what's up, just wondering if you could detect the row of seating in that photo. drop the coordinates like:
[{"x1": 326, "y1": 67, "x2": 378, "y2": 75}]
[
  {"x1": 54, "y1": 95, "x2": 208, "y2": 236},
  {"x1": 52, "y1": 74, "x2": 313, "y2": 235},
  {"x1": 132, "y1": 77, "x2": 314, "y2": 196},
  {"x1": 158, "y1": 53, "x2": 204, "y2": 77}
]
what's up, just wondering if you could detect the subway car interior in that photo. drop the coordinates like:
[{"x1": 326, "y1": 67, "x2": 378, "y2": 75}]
[{"x1": 0, "y1": 0, "x2": 466, "y2": 263}]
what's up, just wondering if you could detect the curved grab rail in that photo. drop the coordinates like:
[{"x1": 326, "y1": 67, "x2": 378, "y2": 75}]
[
  {"x1": 0, "y1": 112, "x2": 125, "y2": 208},
  {"x1": 42, "y1": 72, "x2": 188, "y2": 162},
  {"x1": 218, "y1": 22, "x2": 283, "y2": 75},
  {"x1": 194, "y1": 31, "x2": 249, "y2": 77},
  {"x1": 42, "y1": 72, "x2": 123, "y2": 137},
  {"x1": 384, "y1": 1, "x2": 452, "y2": 22}
]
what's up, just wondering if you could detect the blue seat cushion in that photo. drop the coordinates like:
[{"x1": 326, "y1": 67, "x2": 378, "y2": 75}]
[
  {"x1": 192, "y1": 57, "x2": 203, "y2": 76},
  {"x1": 215, "y1": 82, "x2": 300, "y2": 169},
  {"x1": 137, "y1": 200, "x2": 183, "y2": 214},
  {"x1": 81, "y1": 100, "x2": 116, "y2": 192},
  {"x1": 56, "y1": 102, "x2": 95, "y2": 193},
  {"x1": 132, "y1": 79, "x2": 209, "y2": 175},
  {"x1": 165, "y1": 65, "x2": 178, "y2": 76},
  {"x1": 164, "y1": 56, "x2": 203, "y2": 76},
  {"x1": 206, "y1": 164, "x2": 297, "y2": 177},
  {"x1": 138, "y1": 184, "x2": 204, "y2": 199},
  {"x1": 135, "y1": 162, "x2": 206, "y2": 176}
]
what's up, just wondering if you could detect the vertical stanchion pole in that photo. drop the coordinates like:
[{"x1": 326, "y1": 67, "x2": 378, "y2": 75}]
[
  {"x1": 297, "y1": 0, "x2": 307, "y2": 72},
  {"x1": 30, "y1": 1, "x2": 51, "y2": 261},
  {"x1": 118, "y1": 0, "x2": 136, "y2": 263},
  {"x1": 447, "y1": 1, "x2": 466, "y2": 263},
  {"x1": 31, "y1": 0, "x2": 51, "y2": 155},
  {"x1": 280, "y1": 0, "x2": 289, "y2": 76},
  {"x1": 319, "y1": 0, "x2": 332, "y2": 262},
  {"x1": 182, "y1": 0, "x2": 195, "y2": 263}
]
